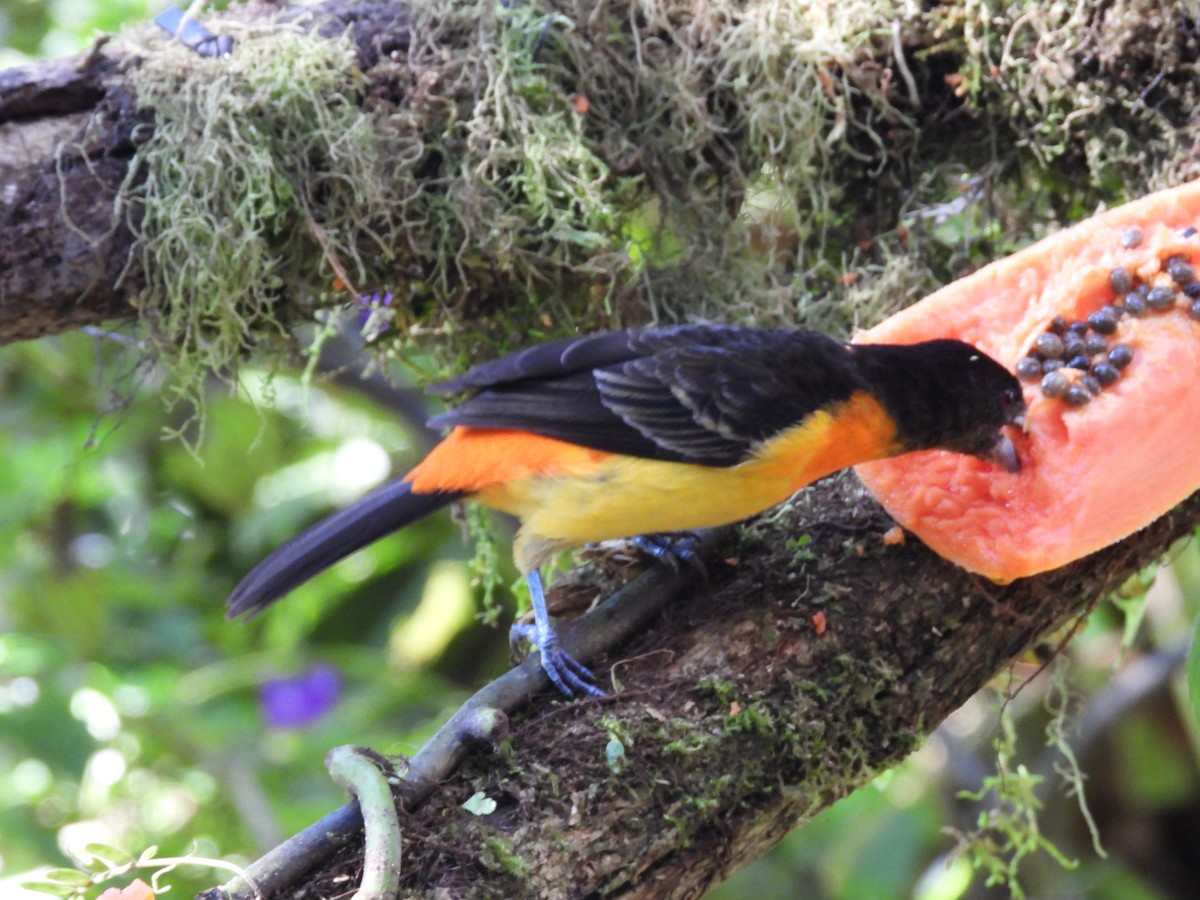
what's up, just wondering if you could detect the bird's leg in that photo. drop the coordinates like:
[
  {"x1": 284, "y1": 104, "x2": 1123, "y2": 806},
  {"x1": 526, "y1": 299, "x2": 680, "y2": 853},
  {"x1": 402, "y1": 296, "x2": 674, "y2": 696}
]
[{"x1": 510, "y1": 570, "x2": 604, "y2": 698}]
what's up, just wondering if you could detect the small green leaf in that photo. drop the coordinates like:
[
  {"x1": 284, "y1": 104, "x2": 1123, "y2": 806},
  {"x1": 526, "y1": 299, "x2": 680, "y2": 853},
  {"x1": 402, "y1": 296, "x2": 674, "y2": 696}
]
[
  {"x1": 1186, "y1": 613, "x2": 1200, "y2": 728},
  {"x1": 462, "y1": 791, "x2": 497, "y2": 816},
  {"x1": 136, "y1": 845, "x2": 160, "y2": 866},
  {"x1": 19, "y1": 881, "x2": 83, "y2": 898},
  {"x1": 83, "y1": 842, "x2": 135, "y2": 868},
  {"x1": 40, "y1": 869, "x2": 93, "y2": 887}
]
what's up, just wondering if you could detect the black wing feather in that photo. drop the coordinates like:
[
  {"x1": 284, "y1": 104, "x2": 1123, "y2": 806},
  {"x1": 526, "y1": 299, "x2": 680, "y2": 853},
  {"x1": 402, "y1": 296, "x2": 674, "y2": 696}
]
[{"x1": 427, "y1": 325, "x2": 868, "y2": 467}]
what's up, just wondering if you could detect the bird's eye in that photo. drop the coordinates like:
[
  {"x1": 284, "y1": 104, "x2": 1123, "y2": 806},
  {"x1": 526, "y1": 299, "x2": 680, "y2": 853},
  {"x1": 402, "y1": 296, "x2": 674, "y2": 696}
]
[{"x1": 1001, "y1": 387, "x2": 1020, "y2": 408}]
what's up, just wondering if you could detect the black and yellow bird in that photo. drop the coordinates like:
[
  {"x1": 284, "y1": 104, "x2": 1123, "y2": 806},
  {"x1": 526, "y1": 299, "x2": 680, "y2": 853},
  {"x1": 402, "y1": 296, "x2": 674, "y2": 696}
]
[{"x1": 228, "y1": 325, "x2": 1025, "y2": 695}]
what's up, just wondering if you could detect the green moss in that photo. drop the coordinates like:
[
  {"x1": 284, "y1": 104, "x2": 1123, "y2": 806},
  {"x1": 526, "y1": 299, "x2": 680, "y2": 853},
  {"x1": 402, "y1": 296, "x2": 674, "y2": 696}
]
[
  {"x1": 125, "y1": 23, "x2": 390, "y2": 429},
  {"x1": 480, "y1": 835, "x2": 534, "y2": 878},
  {"x1": 117, "y1": 0, "x2": 1196, "y2": 437},
  {"x1": 952, "y1": 697, "x2": 1078, "y2": 898}
]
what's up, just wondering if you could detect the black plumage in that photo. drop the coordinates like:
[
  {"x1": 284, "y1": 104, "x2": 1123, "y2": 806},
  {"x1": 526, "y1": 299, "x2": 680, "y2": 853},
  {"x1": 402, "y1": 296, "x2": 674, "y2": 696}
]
[{"x1": 428, "y1": 325, "x2": 869, "y2": 466}]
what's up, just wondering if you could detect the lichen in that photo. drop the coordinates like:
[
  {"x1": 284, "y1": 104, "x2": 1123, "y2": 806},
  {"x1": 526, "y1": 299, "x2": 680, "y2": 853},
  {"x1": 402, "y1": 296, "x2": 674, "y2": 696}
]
[
  {"x1": 117, "y1": 0, "x2": 1196, "y2": 437},
  {"x1": 124, "y1": 21, "x2": 400, "y2": 432}
]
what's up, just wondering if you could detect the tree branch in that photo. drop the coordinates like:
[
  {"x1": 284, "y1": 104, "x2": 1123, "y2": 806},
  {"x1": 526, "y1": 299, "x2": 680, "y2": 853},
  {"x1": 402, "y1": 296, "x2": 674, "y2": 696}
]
[
  {"x1": 0, "y1": 1, "x2": 413, "y2": 346},
  {"x1": 197, "y1": 474, "x2": 1200, "y2": 898}
]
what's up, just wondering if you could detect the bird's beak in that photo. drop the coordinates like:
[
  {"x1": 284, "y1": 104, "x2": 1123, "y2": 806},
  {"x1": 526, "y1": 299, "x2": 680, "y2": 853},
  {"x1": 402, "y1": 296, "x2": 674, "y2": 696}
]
[{"x1": 986, "y1": 431, "x2": 1021, "y2": 473}]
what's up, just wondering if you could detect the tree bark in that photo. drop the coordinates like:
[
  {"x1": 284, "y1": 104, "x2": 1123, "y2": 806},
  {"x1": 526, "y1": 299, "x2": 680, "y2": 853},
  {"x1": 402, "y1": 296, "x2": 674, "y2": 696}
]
[
  {"x1": 0, "y1": 1, "x2": 412, "y2": 345},
  {"x1": 0, "y1": 44, "x2": 141, "y2": 342},
  {"x1": 280, "y1": 475, "x2": 1200, "y2": 898}
]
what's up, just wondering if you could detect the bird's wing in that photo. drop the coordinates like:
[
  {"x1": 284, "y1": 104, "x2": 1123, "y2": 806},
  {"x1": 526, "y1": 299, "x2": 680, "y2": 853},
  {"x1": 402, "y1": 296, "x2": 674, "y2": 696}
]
[{"x1": 428, "y1": 326, "x2": 866, "y2": 466}]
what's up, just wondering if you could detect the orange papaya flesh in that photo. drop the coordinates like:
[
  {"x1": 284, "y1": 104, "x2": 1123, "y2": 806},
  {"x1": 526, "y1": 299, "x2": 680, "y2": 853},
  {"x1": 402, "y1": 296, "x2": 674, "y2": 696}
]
[{"x1": 854, "y1": 179, "x2": 1200, "y2": 582}]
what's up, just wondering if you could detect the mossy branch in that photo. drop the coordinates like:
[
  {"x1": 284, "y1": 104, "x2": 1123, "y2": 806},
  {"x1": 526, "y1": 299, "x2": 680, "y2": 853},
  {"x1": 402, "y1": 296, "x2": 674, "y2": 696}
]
[
  {"x1": 194, "y1": 475, "x2": 1200, "y2": 899},
  {"x1": 7, "y1": 0, "x2": 1195, "y2": 370}
]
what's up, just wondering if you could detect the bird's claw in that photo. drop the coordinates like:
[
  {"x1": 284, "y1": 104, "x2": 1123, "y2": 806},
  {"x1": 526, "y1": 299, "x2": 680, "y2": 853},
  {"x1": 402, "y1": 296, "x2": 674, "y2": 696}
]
[
  {"x1": 510, "y1": 621, "x2": 603, "y2": 697},
  {"x1": 632, "y1": 533, "x2": 707, "y2": 578}
]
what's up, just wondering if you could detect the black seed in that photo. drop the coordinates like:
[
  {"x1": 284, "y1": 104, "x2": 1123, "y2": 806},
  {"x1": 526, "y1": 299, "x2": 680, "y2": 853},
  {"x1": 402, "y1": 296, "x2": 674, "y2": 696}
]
[
  {"x1": 1063, "y1": 385, "x2": 1091, "y2": 406},
  {"x1": 1068, "y1": 354, "x2": 1091, "y2": 371},
  {"x1": 1108, "y1": 343, "x2": 1133, "y2": 369},
  {"x1": 1016, "y1": 357, "x2": 1043, "y2": 381},
  {"x1": 1146, "y1": 287, "x2": 1176, "y2": 311},
  {"x1": 1109, "y1": 266, "x2": 1133, "y2": 295},
  {"x1": 1035, "y1": 332, "x2": 1064, "y2": 358},
  {"x1": 1121, "y1": 228, "x2": 1144, "y2": 249},
  {"x1": 1185, "y1": 282, "x2": 1200, "y2": 298},
  {"x1": 1123, "y1": 293, "x2": 1147, "y2": 316},
  {"x1": 1041, "y1": 370, "x2": 1070, "y2": 398},
  {"x1": 1087, "y1": 306, "x2": 1119, "y2": 335},
  {"x1": 1184, "y1": 226, "x2": 1198, "y2": 238},
  {"x1": 1084, "y1": 333, "x2": 1108, "y2": 355},
  {"x1": 1191, "y1": 299, "x2": 1200, "y2": 321},
  {"x1": 1169, "y1": 261, "x2": 1195, "y2": 285},
  {"x1": 1091, "y1": 362, "x2": 1119, "y2": 385},
  {"x1": 1081, "y1": 375, "x2": 1102, "y2": 395},
  {"x1": 1042, "y1": 358, "x2": 1065, "y2": 372},
  {"x1": 1068, "y1": 321, "x2": 1089, "y2": 335},
  {"x1": 1062, "y1": 333, "x2": 1086, "y2": 358},
  {"x1": 1048, "y1": 315, "x2": 1069, "y2": 335}
]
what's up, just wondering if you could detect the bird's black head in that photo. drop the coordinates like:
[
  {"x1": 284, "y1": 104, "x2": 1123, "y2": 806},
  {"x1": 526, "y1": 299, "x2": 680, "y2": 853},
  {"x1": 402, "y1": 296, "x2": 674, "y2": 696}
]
[{"x1": 854, "y1": 339, "x2": 1026, "y2": 471}]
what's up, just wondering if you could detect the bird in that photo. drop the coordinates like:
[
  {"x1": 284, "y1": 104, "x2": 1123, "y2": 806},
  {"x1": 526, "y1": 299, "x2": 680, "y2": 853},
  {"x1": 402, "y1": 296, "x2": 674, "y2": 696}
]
[{"x1": 227, "y1": 324, "x2": 1026, "y2": 697}]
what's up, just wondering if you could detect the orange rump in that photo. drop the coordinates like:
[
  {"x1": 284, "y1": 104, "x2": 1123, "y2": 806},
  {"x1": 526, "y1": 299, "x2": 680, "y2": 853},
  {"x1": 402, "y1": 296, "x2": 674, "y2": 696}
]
[{"x1": 405, "y1": 427, "x2": 612, "y2": 495}]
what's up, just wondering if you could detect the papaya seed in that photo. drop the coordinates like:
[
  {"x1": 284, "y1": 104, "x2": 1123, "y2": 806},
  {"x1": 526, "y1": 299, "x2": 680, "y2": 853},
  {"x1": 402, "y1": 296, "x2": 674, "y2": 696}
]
[
  {"x1": 1016, "y1": 357, "x2": 1043, "y2": 381},
  {"x1": 1063, "y1": 385, "x2": 1091, "y2": 406},
  {"x1": 1041, "y1": 370, "x2": 1070, "y2": 398},
  {"x1": 1087, "y1": 307, "x2": 1119, "y2": 335},
  {"x1": 1091, "y1": 362, "x2": 1119, "y2": 385},
  {"x1": 1109, "y1": 266, "x2": 1133, "y2": 295},
  {"x1": 1108, "y1": 343, "x2": 1133, "y2": 369},
  {"x1": 1168, "y1": 260, "x2": 1195, "y2": 285},
  {"x1": 1146, "y1": 287, "x2": 1175, "y2": 311},
  {"x1": 1035, "y1": 332, "x2": 1064, "y2": 358}
]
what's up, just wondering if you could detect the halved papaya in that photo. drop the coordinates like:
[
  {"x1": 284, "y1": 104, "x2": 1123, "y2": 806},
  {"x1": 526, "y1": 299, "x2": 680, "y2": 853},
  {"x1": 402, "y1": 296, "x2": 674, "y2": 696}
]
[{"x1": 854, "y1": 180, "x2": 1200, "y2": 582}]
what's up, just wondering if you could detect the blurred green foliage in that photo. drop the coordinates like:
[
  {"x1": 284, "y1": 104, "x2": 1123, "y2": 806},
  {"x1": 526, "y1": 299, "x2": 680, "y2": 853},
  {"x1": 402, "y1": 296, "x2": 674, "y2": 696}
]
[
  {"x1": 3, "y1": 1, "x2": 152, "y2": 63},
  {"x1": 0, "y1": 331, "x2": 502, "y2": 897}
]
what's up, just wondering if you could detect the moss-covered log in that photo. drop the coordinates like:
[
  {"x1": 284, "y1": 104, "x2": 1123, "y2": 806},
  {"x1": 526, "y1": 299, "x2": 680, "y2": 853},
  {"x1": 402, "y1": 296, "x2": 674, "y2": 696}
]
[
  {"x1": 243, "y1": 474, "x2": 1197, "y2": 898},
  {"x1": 6, "y1": 0, "x2": 1197, "y2": 364}
]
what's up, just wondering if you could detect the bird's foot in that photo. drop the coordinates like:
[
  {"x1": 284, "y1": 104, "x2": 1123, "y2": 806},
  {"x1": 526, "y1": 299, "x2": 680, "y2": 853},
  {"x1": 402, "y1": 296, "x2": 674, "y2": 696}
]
[
  {"x1": 510, "y1": 621, "x2": 604, "y2": 697},
  {"x1": 516, "y1": 571, "x2": 605, "y2": 697},
  {"x1": 632, "y1": 533, "x2": 707, "y2": 578}
]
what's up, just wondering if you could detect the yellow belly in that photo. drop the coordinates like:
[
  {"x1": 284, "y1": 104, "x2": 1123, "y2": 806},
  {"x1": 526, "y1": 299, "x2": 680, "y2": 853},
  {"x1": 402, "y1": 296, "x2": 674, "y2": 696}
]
[{"x1": 475, "y1": 394, "x2": 899, "y2": 571}]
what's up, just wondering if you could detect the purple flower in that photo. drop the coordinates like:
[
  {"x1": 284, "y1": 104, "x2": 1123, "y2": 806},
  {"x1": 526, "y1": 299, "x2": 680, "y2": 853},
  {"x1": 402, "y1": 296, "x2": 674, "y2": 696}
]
[
  {"x1": 258, "y1": 664, "x2": 341, "y2": 729},
  {"x1": 357, "y1": 291, "x2": 394, "y2": 337}
]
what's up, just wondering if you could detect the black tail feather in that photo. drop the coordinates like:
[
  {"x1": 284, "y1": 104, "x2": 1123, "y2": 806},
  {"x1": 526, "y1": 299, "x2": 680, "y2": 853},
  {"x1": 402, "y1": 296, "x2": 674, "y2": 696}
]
[{"x1": 226, "y1": 479, "x2": 464, "y2": 620}]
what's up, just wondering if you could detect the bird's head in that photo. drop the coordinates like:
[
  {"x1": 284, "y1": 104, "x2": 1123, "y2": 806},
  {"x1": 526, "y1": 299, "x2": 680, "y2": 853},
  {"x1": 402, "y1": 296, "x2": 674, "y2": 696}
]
[{"x1": 857, "y1": 339, "x2": 1027, "y2": 472}]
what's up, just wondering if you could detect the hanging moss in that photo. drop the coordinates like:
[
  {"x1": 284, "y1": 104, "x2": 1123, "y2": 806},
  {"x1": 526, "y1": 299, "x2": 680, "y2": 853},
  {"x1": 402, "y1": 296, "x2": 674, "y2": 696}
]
[{"x1": 119, "y1": 0, "x2": 1200, "y2": 420}]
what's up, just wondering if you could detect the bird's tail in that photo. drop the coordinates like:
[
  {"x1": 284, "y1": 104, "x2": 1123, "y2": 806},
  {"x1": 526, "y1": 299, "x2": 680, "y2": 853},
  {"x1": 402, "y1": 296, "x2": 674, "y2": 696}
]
[{"x1": 226, "y1": 479, "x2": 464, "y2": 620}]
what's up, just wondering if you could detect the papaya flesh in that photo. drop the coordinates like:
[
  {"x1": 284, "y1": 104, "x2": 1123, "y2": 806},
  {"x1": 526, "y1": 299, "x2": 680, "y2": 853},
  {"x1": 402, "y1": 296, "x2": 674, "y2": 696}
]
[{"x1": 854, "y1": 180, "x2": 1200, "y2": 582}]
